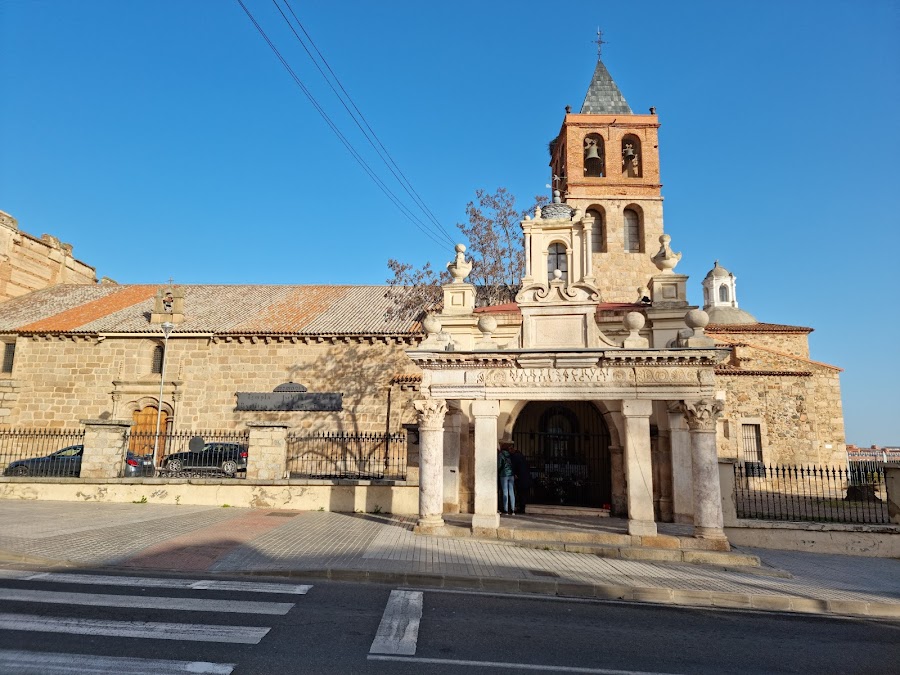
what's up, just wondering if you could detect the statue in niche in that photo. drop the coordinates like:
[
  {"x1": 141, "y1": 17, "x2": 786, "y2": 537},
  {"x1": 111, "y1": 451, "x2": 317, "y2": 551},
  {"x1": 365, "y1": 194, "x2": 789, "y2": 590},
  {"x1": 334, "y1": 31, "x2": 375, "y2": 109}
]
[{"x1": 622, "y1": 142, "x2": 640, "y2": 177}]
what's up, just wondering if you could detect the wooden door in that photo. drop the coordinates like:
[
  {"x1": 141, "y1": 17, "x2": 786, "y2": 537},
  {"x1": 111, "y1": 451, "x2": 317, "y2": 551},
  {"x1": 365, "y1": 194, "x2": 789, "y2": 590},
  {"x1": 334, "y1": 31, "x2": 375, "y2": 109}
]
[{"x1": 130, "y1": 406, "x2": 168, "y2": 463}]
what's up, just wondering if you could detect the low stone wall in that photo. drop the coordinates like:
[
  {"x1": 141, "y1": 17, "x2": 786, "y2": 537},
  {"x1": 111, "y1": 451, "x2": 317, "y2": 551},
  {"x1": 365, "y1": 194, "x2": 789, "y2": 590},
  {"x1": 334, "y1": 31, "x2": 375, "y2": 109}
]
[
  {"x1": 725, "y1": 520, "x2": 900, "y2": 558},
  {"x1": 0, "y1": 478, "x2": 419, "y2": 514}
]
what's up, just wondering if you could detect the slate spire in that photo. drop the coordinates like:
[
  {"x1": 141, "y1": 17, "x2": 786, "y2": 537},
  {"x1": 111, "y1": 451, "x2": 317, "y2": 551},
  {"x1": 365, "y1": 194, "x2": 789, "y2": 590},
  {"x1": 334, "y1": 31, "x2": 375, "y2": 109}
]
[{"x1": 580, "y1": 58, "x2": 632, "y2": 114}]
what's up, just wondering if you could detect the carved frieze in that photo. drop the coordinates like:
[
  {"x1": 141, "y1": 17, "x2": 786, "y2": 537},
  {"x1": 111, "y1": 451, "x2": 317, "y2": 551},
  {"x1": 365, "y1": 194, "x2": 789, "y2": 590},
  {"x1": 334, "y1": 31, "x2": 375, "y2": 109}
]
[{"x1": 634, "y1": 367, "x2": 698, "y2": 385}]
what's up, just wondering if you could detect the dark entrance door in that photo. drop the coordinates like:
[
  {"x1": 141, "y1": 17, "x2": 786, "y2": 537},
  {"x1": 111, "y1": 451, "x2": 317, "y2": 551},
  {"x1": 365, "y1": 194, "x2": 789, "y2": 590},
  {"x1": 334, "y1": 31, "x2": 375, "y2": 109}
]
[{"x1": 512, "y1": 402, "x2": 611, "y2": 508}]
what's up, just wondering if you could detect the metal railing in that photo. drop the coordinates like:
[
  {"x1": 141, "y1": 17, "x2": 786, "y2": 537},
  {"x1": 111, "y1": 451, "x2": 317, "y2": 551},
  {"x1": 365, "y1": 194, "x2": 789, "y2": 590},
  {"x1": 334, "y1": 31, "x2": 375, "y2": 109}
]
[
  {"x1": 286, "y1": 432, "x2": 406, "y2": 480},
  {"x1": 126, "y1": 429, "x2": 250, "y2": 479},
  {"x1": 734, "y1": 463, "x2": 890, "y2": 524},
  {"x1": 0, "y1": 429, "x2": 86, "y2": 477}
]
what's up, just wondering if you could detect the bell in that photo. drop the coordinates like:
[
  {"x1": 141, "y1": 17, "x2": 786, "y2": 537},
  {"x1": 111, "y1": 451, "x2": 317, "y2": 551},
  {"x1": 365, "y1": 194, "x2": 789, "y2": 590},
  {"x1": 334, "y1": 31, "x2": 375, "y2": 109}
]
[
  {"x1": 584, "y1": 143, "x2": 601, "y2": 161},
  {"x1": 623, "y1": 146, "x2": 635, "y2": 159}
]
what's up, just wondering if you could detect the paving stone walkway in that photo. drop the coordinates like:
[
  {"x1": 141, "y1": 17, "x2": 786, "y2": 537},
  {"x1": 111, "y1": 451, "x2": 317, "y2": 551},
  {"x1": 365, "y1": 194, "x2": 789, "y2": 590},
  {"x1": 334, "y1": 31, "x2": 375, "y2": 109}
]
[{"x1": 0, "y1": 501, "x2": 897, "y2": 619}]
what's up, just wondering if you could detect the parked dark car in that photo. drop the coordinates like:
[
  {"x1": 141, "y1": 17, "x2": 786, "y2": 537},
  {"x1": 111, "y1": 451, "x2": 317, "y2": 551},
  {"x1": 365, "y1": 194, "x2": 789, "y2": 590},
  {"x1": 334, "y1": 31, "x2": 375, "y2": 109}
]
[
  {"x1": 4, "y1": 444, "x2": 84, "y2": 477},
  {"x1": 3, "y1": 445, "x2": 155, "y2": 478},
  {"x1": 161, "y1": 442, "x2": 248, "y2": 476}
]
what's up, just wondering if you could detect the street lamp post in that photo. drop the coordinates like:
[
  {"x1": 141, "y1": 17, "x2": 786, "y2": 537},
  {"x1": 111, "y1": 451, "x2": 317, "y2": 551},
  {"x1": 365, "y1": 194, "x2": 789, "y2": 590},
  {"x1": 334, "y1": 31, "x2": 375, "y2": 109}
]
[{"x1": 153, "y1": 321, "x2": 175, "y2": 462}]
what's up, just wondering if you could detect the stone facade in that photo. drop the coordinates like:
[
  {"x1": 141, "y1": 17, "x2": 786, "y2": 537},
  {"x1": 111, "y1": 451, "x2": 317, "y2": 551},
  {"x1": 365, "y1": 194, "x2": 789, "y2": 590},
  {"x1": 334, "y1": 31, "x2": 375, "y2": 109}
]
[{"x1": 0, "y1": 210, "x2": 96, "y2": 302}]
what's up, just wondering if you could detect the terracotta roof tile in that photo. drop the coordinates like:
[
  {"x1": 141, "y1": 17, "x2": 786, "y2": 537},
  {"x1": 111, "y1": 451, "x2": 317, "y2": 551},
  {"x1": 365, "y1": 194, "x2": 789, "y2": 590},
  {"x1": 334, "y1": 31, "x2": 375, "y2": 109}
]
[
  {"x1": 17, "y1": 285, "x2": 158, "y2": 332},
  {"x1": 706, "y1": 322, "x2": 813, "y2": 334}
]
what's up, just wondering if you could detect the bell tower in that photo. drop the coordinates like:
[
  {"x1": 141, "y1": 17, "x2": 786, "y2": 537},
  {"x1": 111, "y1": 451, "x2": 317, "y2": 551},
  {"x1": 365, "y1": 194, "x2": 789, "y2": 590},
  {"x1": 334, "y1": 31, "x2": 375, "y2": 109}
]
[{"x1": 549, "y1": 56, "x2": 665, "y2": 303}]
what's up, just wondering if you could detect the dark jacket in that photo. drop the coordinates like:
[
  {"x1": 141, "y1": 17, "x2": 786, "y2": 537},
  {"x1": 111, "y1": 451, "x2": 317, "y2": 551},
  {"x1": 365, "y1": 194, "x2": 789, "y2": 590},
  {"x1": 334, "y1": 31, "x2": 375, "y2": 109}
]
[{"x1": 510, "y1": 451, "x2": 532, "y2": 488}]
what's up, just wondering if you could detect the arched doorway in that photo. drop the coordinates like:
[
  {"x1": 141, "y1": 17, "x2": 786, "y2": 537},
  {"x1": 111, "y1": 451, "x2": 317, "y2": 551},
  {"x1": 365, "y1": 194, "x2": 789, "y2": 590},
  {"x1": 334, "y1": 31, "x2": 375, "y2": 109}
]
[
  {"x1": 512, "y1": 401, "x2": 611, "y2": 508},
  {"x1": 129, "y1": 405, "x2": 168, "y2": 463}
]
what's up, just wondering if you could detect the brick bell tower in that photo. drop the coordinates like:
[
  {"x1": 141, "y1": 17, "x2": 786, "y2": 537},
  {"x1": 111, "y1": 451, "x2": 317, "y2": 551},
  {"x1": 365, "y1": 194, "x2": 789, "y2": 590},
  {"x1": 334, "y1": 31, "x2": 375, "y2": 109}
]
[{"x1": 549, "y1": 55, "x2": 665, "y2": 303}]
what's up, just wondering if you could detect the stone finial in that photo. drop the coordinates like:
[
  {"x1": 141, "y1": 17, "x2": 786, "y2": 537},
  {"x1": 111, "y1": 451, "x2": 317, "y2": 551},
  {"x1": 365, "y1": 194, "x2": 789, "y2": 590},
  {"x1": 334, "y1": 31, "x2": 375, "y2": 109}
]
[
  {"x1": 417, "y1": 314, "x2": 452, "y2": 351},
  {"x1": 622, "y1": 312, "x2": 649, "y2": 348},
  {"x1": 636, "y1": 285, "x2": 651, "y2": 305},
  {"x1": 447, "y1": 244, "x2": 472, "y2": 284},
  {"x1": 422, "y1": 315, "x2": 442, "y2": 336},
  {"x1": 679, "y1": 309, "x2": 715, "y2": 347},
  {"x1": 475, "y1": 315, "x2": 498, "y2": 351},
  {"x1": 651, "y1": 234, "x2": 682, "y2": 273}
]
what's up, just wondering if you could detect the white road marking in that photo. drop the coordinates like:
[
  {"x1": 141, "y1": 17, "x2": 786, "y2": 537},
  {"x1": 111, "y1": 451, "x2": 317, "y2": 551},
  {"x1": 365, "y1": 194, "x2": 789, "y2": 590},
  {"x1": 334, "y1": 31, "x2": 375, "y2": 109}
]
[
  {"x1": 0, "y1": 649, "x2": 234, "y2": 674},
  {"x1": 369, "y1": 589, "x2": 423, "y2": 656},
  {"x1": 0, "y1": 613, "x2": 269, "y2": 644},
  {"x1": 8, "y1": 571, "x2": 310, "y2": 595},
  {"x1": 0, "y1": 588, "x2": 293, "y2": 614},
  {"x1": 367, "y1": 655, "x2": 681, "y2": 674}
]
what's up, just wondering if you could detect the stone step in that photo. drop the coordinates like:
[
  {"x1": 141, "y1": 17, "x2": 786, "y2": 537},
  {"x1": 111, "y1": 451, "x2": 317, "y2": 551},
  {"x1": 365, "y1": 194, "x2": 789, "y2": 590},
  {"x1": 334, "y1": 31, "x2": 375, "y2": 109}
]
[
  {"x1": 511, "y1": 539, "x2": 762, "y2": 568},
  {"x1": 491, "y1": 526, "x2": 733, "y2": 553}
]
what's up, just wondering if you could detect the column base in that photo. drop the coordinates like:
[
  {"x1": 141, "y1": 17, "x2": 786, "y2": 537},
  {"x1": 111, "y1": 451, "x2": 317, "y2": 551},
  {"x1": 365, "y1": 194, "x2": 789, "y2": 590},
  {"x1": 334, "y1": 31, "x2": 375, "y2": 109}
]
[
  {"x1": 627, "y1": 519, "x2": 657, "y2": 536},
  {"x1": 414, "y1": 515, "x2": 445, "y2": 534},
  {"x1": 693, "y1": 526, "x2": 730, "y2": 547},
  {"x1": 471, "y1": 513, "x2": 500, "y2": 530}
]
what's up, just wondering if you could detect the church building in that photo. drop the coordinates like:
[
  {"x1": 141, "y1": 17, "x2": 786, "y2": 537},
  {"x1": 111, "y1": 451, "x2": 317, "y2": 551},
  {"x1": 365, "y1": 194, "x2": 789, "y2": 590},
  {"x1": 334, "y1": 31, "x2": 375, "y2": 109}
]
[{"x1": 0, "y1": 56, "x2": 845, "y2": 544}]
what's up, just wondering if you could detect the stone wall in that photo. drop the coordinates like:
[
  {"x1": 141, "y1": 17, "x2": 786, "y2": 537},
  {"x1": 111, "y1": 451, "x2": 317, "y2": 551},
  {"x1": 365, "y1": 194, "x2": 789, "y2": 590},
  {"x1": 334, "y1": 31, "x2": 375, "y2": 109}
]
[
  {"x1": 3, "y1": 334, "x2": 421, "y2": 434},
  {"x1": 709, "y1": 329, "x2": 811, "y2": 359},
  {"x1": 0, "y1": 211, "x2": 96, "y2": 301},
  {"x1": 715, "y1": 350, "x2": 845, "y2": 466}
]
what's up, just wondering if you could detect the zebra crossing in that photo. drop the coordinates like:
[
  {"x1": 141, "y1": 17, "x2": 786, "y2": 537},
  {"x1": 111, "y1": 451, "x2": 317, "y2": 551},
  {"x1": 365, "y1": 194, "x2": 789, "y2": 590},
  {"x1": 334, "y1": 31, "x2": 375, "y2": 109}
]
[{"x1": 0, "y1": 569, "x2": 312, "y2": 674}]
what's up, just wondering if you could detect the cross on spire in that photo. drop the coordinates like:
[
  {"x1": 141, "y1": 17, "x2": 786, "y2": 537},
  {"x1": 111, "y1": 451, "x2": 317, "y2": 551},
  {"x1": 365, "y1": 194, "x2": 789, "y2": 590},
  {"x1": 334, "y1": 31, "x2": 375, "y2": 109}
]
[{"x1": 594, "y1": 28, "x2": 607, "y2": 59}]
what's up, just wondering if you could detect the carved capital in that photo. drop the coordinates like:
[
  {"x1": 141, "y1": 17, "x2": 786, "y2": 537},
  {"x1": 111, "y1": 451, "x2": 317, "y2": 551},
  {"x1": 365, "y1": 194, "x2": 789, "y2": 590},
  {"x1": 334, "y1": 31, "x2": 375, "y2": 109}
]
[
  {"x1": 678, "y1": 399, "x2": 724, "y2": 432},
  {"x1": 414, "y1": 398, "x2": 447, "y2": 431}
]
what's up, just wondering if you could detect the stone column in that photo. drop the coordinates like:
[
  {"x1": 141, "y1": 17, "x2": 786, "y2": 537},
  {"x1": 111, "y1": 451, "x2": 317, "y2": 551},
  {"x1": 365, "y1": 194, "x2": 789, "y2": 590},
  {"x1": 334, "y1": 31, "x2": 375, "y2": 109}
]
[
  {"x1": 666, "y1": 401, "x2": 694, "y2": 524},
  {"x1": 80, "y1": 419, "x2": 131, "y2": 478},
  {"x1": 609, "y1": 444, "x2": 625, "y2": 516},
  {"x1": 246, "y1": 423, "x2": 289, "y2": 480},
  {"x1": 621, "y1": 399, "x2": 656, "y2": 536},
  {"x1": 414, "y1": 398, "x2": 447, "y2": 531},
  {"x1": 443, "y1": 406, "x2": 462, "y2": 513},
  {"x1": 471, "y1": 400, "x2": 500, "y2": 530},
  {"x1": 718, "y1": 460, "x2": 738, "y2": 526},
  {"x1": 679, "y1": 399, "x2": 728, "y2": 542}
]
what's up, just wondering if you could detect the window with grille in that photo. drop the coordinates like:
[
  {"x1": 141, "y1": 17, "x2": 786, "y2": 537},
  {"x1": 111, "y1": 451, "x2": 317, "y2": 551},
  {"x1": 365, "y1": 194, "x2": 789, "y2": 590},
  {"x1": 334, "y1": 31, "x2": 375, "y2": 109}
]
[
  {"x1": 1, "y1": 343, "x2": 14, "y2": 373},
  {"x1": 741, "y1": 424, "x2": 763, "y2": 464},
  {"x1": 624, "y1": 209, "x2": 641, "y2": 252},
  {"x1": 547, "y1": 243, "x2": 568, "y2": 281},
  {"x1": 151, "y1": 345, "x2": 164, "y2": 374}
]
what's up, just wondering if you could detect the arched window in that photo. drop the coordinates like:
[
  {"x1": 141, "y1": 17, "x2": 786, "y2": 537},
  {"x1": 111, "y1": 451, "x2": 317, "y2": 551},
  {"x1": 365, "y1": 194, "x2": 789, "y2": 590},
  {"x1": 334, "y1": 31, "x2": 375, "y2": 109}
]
[
  {"x1": 622, "y1": 134, "x2": 642, "y2": 178},
  {"x1": 151, "y1": 345, "x2": 164, "y2": 374},
  {"x1": 719, "y1": 284, "x2": 730, "y2": 302},
  {"x1": 587, "y1": 209, "x2": 604, "y2": 253},
  {"x1": 583, "y1": 134, "x2": 604, "y2": 178},
  {"x1": 547, "y1": 243, "x2": 568, "y2": 281},
  {"x1": 624, "y1": 209, "x2": 641, "y2": 252}
]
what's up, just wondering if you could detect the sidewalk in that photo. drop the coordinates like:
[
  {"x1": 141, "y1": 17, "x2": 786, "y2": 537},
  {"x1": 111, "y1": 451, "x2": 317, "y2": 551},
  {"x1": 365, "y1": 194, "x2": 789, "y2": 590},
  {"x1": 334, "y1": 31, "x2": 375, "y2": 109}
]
[{"x1": 0, "y1": 500, "x2": 897, "y2": 620}]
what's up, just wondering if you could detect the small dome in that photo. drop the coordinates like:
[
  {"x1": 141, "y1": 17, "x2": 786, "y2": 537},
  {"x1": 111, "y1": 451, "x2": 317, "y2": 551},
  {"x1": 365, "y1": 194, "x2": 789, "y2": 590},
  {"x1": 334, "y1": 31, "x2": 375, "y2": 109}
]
[
  {"x1": 706, "y1": 306, "x2": 757, "y2": 325},
  {"x1": 704, "y1": 260, "x2": 732, "y2": 280}
]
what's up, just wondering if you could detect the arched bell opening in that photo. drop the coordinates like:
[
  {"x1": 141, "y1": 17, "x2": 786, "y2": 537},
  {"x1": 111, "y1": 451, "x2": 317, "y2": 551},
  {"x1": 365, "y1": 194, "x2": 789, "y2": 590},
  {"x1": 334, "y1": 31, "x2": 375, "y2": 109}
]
[{"x1": 512, "y1": 401, "x2": 611, "y2": 508}]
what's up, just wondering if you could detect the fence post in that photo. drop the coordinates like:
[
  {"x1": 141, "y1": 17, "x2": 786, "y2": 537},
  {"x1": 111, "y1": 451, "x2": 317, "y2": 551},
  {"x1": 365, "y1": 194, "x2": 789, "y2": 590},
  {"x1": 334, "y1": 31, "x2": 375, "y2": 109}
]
[
  {"x1": 886, "y1": 466, "x2": 900, "y2": 525},
  {"x1": 246, "y1": 423, "x2": 289, "y2": 480},
  {"x1": 80, "y1": 419, "x2": 131, "y2": 478},
  {"x1": 718, "y1": 460, "x2": 738, "y2": 526}
]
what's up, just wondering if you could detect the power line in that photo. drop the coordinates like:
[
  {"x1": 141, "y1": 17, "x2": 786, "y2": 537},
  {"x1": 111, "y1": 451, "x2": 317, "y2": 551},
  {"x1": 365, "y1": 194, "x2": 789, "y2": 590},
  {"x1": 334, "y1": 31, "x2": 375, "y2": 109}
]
[
  {"x1": 235, "y1": 0, "x2": 454, "y2": 249},
  {"x1": 277, "y1": 0, "x2": 454, "y2": 244}
]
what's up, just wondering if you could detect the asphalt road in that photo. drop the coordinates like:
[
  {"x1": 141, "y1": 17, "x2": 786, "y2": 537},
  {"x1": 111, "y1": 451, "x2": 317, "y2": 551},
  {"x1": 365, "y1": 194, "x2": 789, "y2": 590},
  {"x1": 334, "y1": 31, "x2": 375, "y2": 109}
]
[{"x1": 0, "y1": 569, "x2": 896, "y2": 674}]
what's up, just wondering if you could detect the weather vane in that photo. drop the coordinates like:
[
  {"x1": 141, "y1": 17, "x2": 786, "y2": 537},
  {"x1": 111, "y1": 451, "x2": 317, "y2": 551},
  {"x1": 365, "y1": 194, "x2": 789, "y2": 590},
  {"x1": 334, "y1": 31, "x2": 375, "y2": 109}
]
[{"x1": 594, "y1": 28, "x2": 606, "y2": 58}]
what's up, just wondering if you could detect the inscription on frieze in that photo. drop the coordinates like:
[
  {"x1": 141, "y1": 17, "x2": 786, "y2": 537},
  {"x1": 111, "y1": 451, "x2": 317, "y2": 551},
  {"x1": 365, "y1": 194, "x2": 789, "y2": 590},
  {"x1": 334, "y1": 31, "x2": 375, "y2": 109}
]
[
  {"x1": 235, "y1": 392, "x2": 343, "y2": 412},
  {"x1": 475, "y1": 367, "x2": 703, "y2": 387}
]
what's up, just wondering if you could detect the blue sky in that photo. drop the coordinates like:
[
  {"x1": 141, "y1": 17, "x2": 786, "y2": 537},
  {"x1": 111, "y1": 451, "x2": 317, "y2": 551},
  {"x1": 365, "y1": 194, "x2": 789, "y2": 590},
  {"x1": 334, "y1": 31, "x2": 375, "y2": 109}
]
[{"x1": 1, "y1": 0, "x2": 898, "y2": 445}]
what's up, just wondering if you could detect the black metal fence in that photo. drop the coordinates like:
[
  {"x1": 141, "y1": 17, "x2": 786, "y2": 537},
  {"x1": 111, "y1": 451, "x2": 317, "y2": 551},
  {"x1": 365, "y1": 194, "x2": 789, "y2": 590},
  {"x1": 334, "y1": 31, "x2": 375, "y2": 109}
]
[
  {"x1": 286, "y1": 432, "x2": 406, "y2": 480},
  {"x1": 0, "y1": 429, "x2": 86, "y2": 477},
  {"x1": 734, "y1": 463, "x2": 890, "y2": 524},
  {"x1": 126, "y1": 429, "x2": 250, "y2": 478}
]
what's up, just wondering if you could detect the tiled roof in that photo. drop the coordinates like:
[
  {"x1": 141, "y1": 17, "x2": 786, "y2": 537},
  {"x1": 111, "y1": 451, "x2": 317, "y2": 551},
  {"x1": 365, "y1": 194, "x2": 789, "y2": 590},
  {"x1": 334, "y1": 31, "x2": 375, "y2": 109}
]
[
  {"x1": 0, "y1": 284, "x2": 424, "y2": 335},
  {"x1": 715, "y1": 365, "x2": 812, "y2": 377},
  {"x1": 580, "y1": 59, "x2": 633, "y2": 114}
]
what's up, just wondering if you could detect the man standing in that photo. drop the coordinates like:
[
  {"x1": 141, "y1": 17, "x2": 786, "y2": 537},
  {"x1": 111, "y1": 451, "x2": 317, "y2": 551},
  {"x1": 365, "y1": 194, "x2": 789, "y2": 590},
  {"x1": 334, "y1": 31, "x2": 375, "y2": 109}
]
[
  {"x1": 510, "y1": 443, "x2": 532, "y2": 514},
  {"x1": 498, "y1": 442, "x2": 516, "y2": 516}
]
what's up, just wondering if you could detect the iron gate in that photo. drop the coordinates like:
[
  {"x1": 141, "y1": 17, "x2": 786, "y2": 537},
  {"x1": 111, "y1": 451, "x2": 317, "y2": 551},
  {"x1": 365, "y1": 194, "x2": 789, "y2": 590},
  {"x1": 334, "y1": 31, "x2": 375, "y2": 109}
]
[{"x1": 512, "y1": 430, "x2": 611, "y2": 508}]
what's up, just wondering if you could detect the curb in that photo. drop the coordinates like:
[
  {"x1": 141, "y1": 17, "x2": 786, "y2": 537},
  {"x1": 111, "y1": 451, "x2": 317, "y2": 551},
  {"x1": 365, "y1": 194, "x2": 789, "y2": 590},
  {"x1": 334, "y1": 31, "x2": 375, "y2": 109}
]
[{"x1": 240, "y1": 567, "x2": 900, "y2": 620}]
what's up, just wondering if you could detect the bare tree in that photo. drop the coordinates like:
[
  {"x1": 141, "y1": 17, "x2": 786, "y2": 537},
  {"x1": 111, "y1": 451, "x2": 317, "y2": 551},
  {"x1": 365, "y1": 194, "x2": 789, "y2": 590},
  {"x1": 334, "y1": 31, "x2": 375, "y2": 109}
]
[{"x1": 386, "y1": 188, "x2": 548, "y2": 320}]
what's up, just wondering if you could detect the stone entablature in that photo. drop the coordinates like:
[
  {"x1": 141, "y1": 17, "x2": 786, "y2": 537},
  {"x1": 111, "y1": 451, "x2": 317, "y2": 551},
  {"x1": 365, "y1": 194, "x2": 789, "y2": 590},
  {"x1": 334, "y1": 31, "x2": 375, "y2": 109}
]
[{"x1": 409, "y1": 348, "x2": 727, "y2": 401}]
